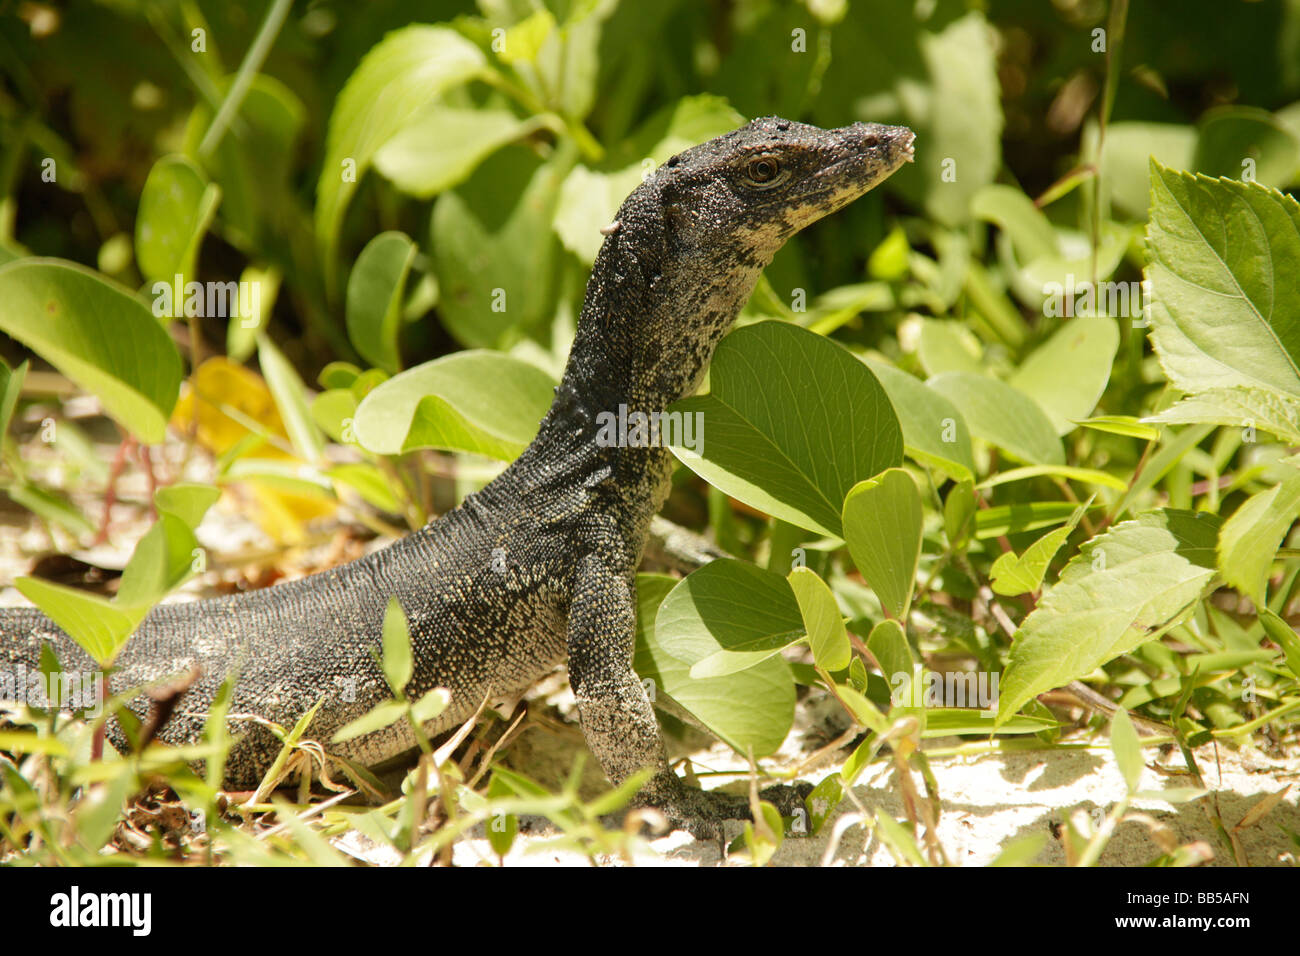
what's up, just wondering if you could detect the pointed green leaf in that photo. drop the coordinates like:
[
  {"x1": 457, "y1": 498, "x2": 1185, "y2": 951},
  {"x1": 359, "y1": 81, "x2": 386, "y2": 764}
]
[
  {"x1": 788, "y1": 567, "x2": 850, "y2": 672},
  {"x1": 346, "y1": 231, "x2": 416, "y2": 374},
  {"x1": 843, "y1": 468, "x2": 922, "y2": 619},
  {"x1": 997, "y1": 510, "x2": 1220, "y2": 724},
  {"x1": 381, "y1": 597, "x2": 413, "y2": 696}
]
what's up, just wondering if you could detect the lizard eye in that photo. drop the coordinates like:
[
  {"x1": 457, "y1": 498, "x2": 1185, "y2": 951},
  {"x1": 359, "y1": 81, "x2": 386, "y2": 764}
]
[{"x1": 745, "y1": 156, "x2": 783, "y2": 187}]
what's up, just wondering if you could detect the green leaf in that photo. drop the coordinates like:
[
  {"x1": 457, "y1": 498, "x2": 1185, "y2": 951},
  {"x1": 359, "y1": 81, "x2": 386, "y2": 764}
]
[
  {"x1": 328, "y1": 463, "x2": 402, "y2": 514},
  {"x1": 1145, "y1": 387, "x2": 1300, "y2": 443},
  {"x1": 410, "y1": 687, "x2": 450, "y2": 725},
  {"x1": 979, "y1": 464, "x2": 1127, "y2": 492},
  {"x1": 116, "y1": 512, "x2": 200, "y2": 610},
  {"x1": 257, "y1": 334, "x2": 325, "y2": 463},
  {"x1": 990, "y1": 833, "x2": 1048, "y2": 867},
  {"x1": 381, "y1": 597, "x2": 413, "y2": 696},
  {"x1": 14, "y1": 577, "x2": 138, "y2": 666},
  {"x1": 975, "y1": 501, "x2": 1085, "y2": 539},
  {"x1": 842, "y1": 468, "x2": 922, "y2": 619},
  {"x1": 868, "y1": 618, "x2": 914, "y2": 697},
  {"x1": 970, "y1": 184, "x2": 1059, "y2": 261},
  {"x1": 1145, "y1": 160, "x2": 1300, "y2": 400},
  {"x1": 1101, "y1": 123, "x2": 1196, "y2": 218},
  {"x1": 997, "y1": 510, "x2": 1220, "y2": 724},
  {"x1": 1073, "y1": 415, "x2": 1161, "y2": 441},
  {"x1": 352, "y1": 351, "x2": 555, "y2": 460},
  {"x1": 331, "y1": 699, "x2": 409, "y2": 744},
  {"x1": 485, "y1": 773, "x2": 519, "y2": 858},
  {"x1": 183, "y1": 75, "x2": 306, "y2": 251},
  {"x1": 917, "y1": 318, "x2": 983, "y2": 376},
  {"x1": 374, "y1": 106, "x2": 544, "y2": 198},
  {"x1": 0, "y1": 259, "x2": 182, "y2": 443},
  {"x1": 634, "y1": 573, "x2": 795, "y2": 758},
  {"x1": 818, "y1": 9, "x2": 999, "y2": 227},
  {"x1": 1218, "y1": 470, "x2": 1300, "y2": 605},
  {"x1": 135, "y1": 154, "x2": 221, "y2": 288},
  {"x1": 1110, "y1": 708, "x2": 1143, "y2": 795},
  {"x1": 346, "y1": 231, "x2": 416, "y2": 374},
  {"x1": 864, "y1": 359, "x2": 974, "y2": 481},
  {"x1": 928, "y1": 371, "x2": 1064, "y2": 466},
  {"x1": 75, "y1": 771, "x2": 136, "y2": 851},
  {"x1": 153, "y1": 482, "x2": 220, "y2": 529},
  {"x1": 788, "y1": 567, "x2": 850, "y2": 672},
  {"x1": 1259, "y1": 608, "x2": 1300, "y2": 679},
  {"x1": 430, "y1": 146, "x2": 569, "y2": 346},
  {"x1": 0, "y1": 359, "x2": 27, "y2": 454},
  {"x1": 654, "y1": 560, "x2": 805, "y2": 679},
  {"x1": 316, "y1": 25, "x2": 491, "y2": 271},
  {"x1": 1008, "y1": 316, "x2": 1119, "y2": 435},
  {"x1": 1194, "y1": 106, "x2": 1300, "y2": 188},
  {"x1": 669, "y1": 322, "x2": 903, "y2": 538},
  {"x1": 990, "y1": 526, "x2": 1072, "y2": 597}
]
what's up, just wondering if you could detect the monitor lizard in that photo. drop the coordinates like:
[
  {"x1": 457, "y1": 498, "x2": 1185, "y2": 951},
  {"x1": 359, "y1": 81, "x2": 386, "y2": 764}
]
[{"x1": 1, "y1": 117, "x2": 915, "y2": 838}]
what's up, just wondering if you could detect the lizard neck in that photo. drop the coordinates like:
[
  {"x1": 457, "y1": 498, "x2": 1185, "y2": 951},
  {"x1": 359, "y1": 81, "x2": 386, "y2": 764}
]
[
  {"x1": 553, "y1": 188, "x2": 768, "y2": 430},
  {"x1": 510, "y1": 187, "x2": 768, "y2": 549}
]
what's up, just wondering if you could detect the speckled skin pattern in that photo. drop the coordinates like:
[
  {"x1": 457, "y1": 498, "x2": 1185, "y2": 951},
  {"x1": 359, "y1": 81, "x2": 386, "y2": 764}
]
[{"x1": 1, "y1": 118, "x2": 914, "y2": 836}]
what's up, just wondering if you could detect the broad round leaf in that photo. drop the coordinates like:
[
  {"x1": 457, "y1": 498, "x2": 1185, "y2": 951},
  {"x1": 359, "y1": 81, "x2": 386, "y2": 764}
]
[
  {"x1": 634, "y1": 573, "x2": 795, "y2": 758},
  {"x1": 352, "y1": 351, "x2": 556, "y2": 460},
  {"x1": 669, "y1": 321, "x2": 903, "y2": 538},
  {"x1": 0, "y1": 259, "x2": 182, "y2": 443},
  {"x1": 1009, "y1": 316, "x2": 1119, "y2": 435}
]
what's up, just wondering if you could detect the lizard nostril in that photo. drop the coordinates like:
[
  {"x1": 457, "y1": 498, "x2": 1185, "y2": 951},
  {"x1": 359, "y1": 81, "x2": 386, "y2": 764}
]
[{"x1": 862, "y1": 134, "x2": 880, "y2": 148}]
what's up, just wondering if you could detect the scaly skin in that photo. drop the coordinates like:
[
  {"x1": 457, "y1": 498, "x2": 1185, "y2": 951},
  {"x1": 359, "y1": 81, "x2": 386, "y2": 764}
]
[{"x1": 1, "y1": 117, "x2": 915, "y2": 837}]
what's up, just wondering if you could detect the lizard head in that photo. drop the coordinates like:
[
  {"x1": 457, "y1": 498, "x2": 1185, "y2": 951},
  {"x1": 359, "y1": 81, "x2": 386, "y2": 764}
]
[{"x1": 654, "y1": 116, "x2": 915, "y2": 261}]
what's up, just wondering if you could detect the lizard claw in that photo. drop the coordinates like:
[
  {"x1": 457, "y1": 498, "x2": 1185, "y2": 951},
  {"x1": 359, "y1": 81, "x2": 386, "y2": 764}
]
[{"x1": 628, "y1": 774, "x2": 814, "y2": 843}]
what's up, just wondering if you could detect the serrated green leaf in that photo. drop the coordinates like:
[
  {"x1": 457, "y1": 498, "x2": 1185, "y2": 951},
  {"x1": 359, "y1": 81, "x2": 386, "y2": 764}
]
[
  {"x1": 1145, "y1": 160, "x2": 1300, "y2": 400},
  {"x1": 997, "y1": 510, "x2": 1220, "y2": 724}
]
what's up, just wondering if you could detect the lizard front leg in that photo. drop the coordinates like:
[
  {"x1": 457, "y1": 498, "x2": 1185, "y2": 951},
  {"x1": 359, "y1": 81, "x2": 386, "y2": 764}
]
[{"x1": 565, "y1": 554, "x2": 807, "y2": 839}]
